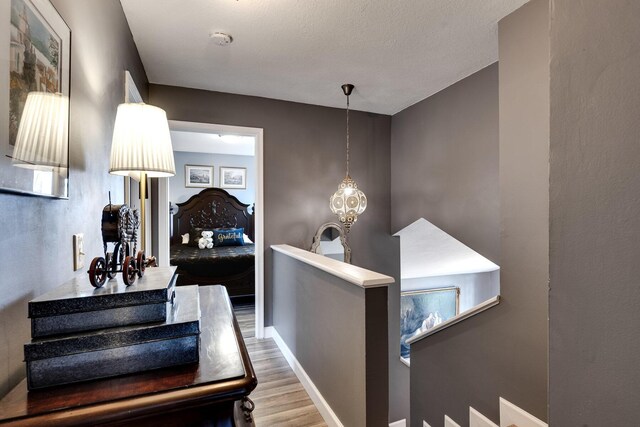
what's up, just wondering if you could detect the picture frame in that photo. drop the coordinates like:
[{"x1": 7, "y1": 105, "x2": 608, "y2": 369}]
[
  {"x1": 400, "y1": 287, "x2": 460, "y2": 360},
  {"x1": 219, "y1": 166, "x2": 247, "y2": 189},
  {"x1": 185, "y1": 165, "x2": 213, "y2": 188},
  {"x1": 0, "y1": 0, "x2": 71, "y2": 198}
]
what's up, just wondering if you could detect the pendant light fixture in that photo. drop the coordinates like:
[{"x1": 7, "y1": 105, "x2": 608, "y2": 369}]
[{"x1": 330, "y1": 84, "x2": 367, "y2": 232}]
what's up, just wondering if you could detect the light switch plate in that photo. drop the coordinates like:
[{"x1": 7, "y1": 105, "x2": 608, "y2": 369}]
[{"x1": 73, "y1": 233, "x2": 84, "y2": 271}]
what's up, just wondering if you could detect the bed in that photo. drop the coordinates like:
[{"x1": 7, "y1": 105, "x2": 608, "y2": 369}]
[{"x1": 170, "y1": 188, "x2": 255, "y2": 298}]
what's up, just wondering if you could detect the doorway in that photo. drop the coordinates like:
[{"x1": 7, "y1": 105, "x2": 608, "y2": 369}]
[{"x1": 156, "y1": 120, "x2": 265, "y2": 339}]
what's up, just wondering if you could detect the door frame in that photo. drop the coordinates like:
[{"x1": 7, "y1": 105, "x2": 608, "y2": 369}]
[{"x1": 164, "y1": 120, "x2": 265, "y2": 339}]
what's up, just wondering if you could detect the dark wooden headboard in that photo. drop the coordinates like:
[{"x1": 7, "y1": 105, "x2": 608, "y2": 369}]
[{"x1": 172, "y1": 188, "x2": 255, "y2": 245}]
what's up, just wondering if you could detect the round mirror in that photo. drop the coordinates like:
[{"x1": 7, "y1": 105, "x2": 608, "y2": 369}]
[{"x1": 310, "y1": 222, "x2": 351, "y2": 264}]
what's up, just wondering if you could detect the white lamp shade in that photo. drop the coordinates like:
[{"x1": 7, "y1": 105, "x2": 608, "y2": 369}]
[
  {"x1": 109, "y1": 103, "x2": 176, "y2": 178},
  {"x1": 12, "y1": 92, "x2": 69, "y2": 170}
]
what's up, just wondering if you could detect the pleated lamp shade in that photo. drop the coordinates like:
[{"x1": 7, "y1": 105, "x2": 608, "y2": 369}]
[
  {"x1": 12, "y1": 92, "x2": 69, "y2": 170},
  {"x1": 109, "y1": 103, "x2": 175, "y2": 178}
]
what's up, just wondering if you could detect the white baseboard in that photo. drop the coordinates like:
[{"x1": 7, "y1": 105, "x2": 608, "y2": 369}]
[
  {"x1": 389, "y1": 419, "x2": 407, "y2": 427},
  {"x1": 263, "y1": 325, "x2": 274, "y2": 338},
  {"x1": 267, "y1": 327, "x2": 343, "y2": 427}
]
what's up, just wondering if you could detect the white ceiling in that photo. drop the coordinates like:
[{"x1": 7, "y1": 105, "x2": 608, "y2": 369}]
[
  {"x1": 171, "y1": 130, "x2": 255, "y2": 156},
  {"x1": 121, "y1": 0, "x2": 527, "y2": 115},
  {"x1": 394, "y1": 218, "x2": 499, "y2": 279}
]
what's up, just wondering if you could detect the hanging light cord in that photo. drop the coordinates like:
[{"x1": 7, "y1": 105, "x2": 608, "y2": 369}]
[{"x1": 346, "y1": 92, "x2": 350, "y2": 177}]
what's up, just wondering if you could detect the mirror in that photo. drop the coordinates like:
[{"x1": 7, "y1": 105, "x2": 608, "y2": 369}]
[{"x1": 310, "y1": 222, "x2": 351, "y2": 264}]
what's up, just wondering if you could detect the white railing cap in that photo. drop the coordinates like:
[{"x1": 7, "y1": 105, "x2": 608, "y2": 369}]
[
  {"x1": 406, "y1": 295, "x2": 500, "y2": 345},
  {"x1": 271, "y1": 244, "x2": 395, "y2": 289}
]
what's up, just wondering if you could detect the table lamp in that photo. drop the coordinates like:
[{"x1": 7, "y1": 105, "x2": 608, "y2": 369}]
[
  {"x1": 12, "y1": 92, "x2": 69, "y2": 170},
  {"x1": 109, "y1": 103, "x2": 175, "y2": 253}
]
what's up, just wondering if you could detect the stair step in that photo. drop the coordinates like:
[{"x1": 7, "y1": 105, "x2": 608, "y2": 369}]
[
  {"x1": 470, "y1": 407, "x2": 499, "y2": 427},
  {"x1": 444, "y1": 415, "x2": 462, "y2": 427},
  {"x1": 424, "y1": 398, "x2": 545, "y2": 427},
  {"x1": 499, "y1": 397, "x2": 547, "y2": 427}
]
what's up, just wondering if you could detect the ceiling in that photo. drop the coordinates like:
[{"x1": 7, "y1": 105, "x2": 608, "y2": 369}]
[
  {"x1": 171, "y1": 130, "x2": 255, "y2": 156},
  {"x1": 394, "y1": 218, "x2": 499, "y2": 279},
  {"x1": 121, "y1": 0, "x2": 528, "y2": 115}
]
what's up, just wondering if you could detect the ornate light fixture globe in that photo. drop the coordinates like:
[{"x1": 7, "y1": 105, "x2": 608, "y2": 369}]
[{"x1": 330, "y1": 84, "x2": 367, "y2": 232}]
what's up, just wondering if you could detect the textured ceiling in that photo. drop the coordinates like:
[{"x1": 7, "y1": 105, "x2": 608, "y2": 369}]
[
  {"x1": 171, "y1": 130, "x2": 255, "y2": 156},
  {"x1": 395, "y1": 218, "x2": 499, "y2": 279},
  {"x1": 121, "y1": 0, "x2": 528, "y2": 115}
]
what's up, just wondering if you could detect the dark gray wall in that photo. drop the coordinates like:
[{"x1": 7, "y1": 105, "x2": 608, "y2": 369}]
[
  {"x1": 149, "y1": 85, "x2": 395, "y2": 328},
  {"x1": 272, "y1": 250, "x2": 388, "y2": 426},
  {"x1": 549, "y1": 0, "x2": 640, "y2": 424},
  {"x1": 391, "y1": 64, "x2": 500, "y2": 263},
  {"x1": 495, "y1": 0, "x2": 549, "y2": 419},
  {"x1": 396, "y1": 2, "x2": 550, "y2": 424},
  {"x1": 390, "y1": 64, "x2": 500, "y2": 423},
  {"x1": 0, "y1": 0, "x2": 148, "y2": 396}
]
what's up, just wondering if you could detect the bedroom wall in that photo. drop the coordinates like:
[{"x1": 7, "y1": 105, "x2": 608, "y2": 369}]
[
  {"x1": 549, "y1": 0, "x2": 640, "y2": 424},
  {"x1": 388, "y1": 64, "x2": 500, "y2": 422},
  {"x1": 0, "y1": 0, "x2": 147, "y2": 397},
  {"x1": 170, "y1": 151, "x2": 255, "y2": 206},
  {"x1": 149, "y1": 84, "x2": 396, "y2": 328}
]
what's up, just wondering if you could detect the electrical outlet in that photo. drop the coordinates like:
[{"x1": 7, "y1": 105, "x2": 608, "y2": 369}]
[{"x1": 73, "y1": 233, "x2": 85, "y2": 271}]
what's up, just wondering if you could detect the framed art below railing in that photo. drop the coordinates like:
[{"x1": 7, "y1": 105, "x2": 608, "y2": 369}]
[{"x1": 400, "y1": 286, "x2": 460, "y2": 360}]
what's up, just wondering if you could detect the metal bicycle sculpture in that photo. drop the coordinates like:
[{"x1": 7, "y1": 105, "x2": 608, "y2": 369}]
[{"x1": 88, "y1": 197, "x2": 145, "y2": 287}]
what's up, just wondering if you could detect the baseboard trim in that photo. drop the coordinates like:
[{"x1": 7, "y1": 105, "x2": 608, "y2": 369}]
[
  {"x1": 266, "y1": 326, "x2": 343, "y2": 427},
  {"x1": 389, "y1": 419, "x2": 407, "y2": 427},
  {"x1": 263, "y1": 325, "x2": 274, "y2": 339}
]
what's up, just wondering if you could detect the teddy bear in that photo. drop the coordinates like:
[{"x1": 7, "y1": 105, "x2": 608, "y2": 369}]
[{"x1": 198, "y1": 230, "x2": 214, "y2": 249}]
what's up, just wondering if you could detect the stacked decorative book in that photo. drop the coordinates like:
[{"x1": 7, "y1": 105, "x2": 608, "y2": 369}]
[{"x1": 24, "y1": 267, "x2": 201, "y2": 390}]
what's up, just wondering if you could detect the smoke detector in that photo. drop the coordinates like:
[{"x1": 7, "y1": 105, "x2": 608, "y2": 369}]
[{"x1": 210, "y1": 32, "x2": 233, "y2": 46}]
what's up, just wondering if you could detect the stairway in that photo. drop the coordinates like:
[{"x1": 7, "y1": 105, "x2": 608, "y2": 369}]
[{"x1": 423, "y1": 397, "x2": 546, "y2": 427}]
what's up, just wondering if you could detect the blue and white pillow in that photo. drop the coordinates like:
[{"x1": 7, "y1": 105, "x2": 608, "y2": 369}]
[{"x1": 213, "y1": 228, "x2": 245, "y2": 247}]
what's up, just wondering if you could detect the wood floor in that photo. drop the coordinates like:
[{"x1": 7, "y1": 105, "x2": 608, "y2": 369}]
[{"x1": 234, "y1": 304, "x2": 328, "y2": 427}]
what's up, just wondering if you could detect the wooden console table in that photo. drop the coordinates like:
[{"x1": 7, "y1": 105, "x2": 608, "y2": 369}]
[{"x1": 0, "y1": 285, "x2": 257, "y2": 426}]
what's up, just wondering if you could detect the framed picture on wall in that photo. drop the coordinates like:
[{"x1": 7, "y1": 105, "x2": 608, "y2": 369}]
[
  {"x1": 400, "y1": 287, "x2": 460, "y2": 360},
  {"x1": 219, "y1": 166, "x2": 247, "y2": 189},
  {"x1": 185, "y1": 164, "x2": 213, "y2": 188},
  {"x1": 0, "y1": 0, "x2": 71, "y2": 198}
]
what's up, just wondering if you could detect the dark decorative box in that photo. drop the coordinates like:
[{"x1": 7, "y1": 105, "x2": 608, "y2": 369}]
[
  {"x1": 25, "y1": 285, "x2": 200, "y2": 390},
  {"x1": 28, "y1": 267, "x2": 177, "y2": 338}
]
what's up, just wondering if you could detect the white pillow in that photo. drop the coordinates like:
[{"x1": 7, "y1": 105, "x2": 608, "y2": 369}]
[
  {"x1": 243, "y1": 233, "x2": 253, "y2": 244},
  {"x1": 181, "y1": 233, "x2": 189, "y2": 245}
]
